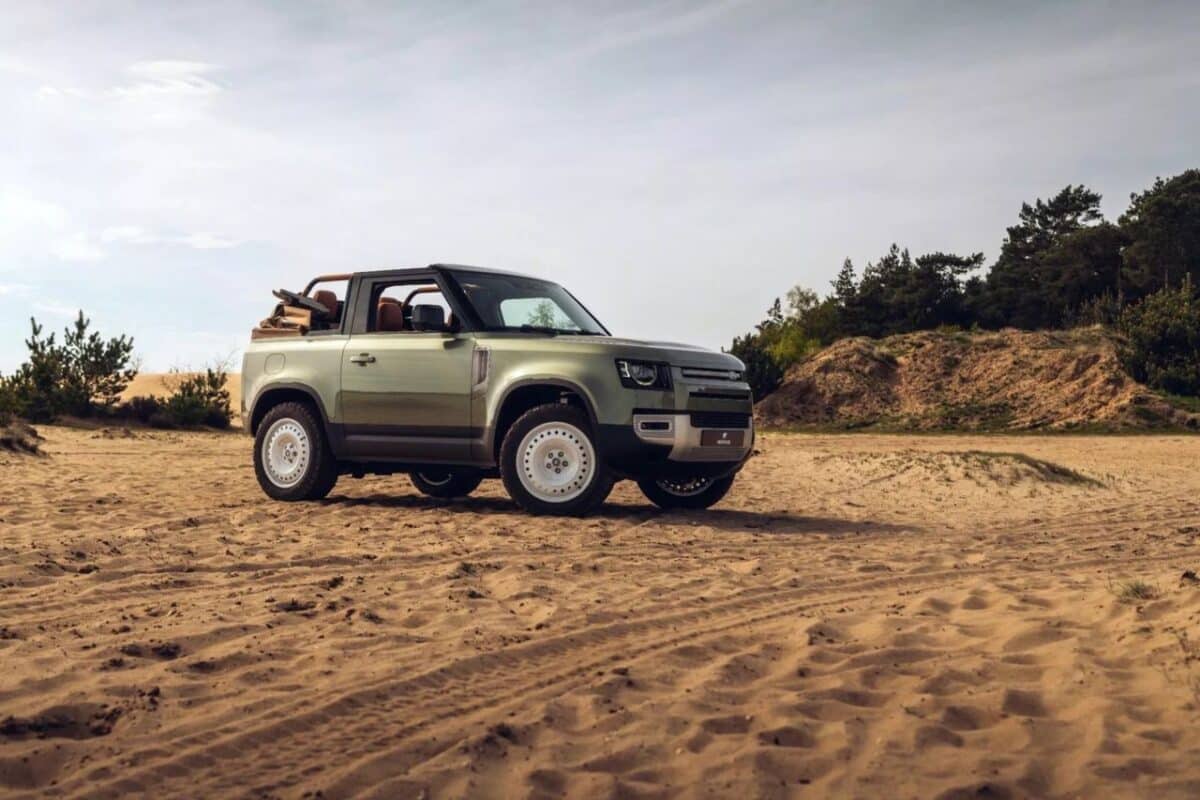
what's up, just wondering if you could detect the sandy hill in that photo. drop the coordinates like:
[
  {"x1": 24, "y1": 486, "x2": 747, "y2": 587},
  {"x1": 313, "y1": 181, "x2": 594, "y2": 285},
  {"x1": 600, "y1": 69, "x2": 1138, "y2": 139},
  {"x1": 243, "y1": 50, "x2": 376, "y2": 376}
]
[{"x1": 756, "y1": 327, "x2": 1200, "y2": 431}]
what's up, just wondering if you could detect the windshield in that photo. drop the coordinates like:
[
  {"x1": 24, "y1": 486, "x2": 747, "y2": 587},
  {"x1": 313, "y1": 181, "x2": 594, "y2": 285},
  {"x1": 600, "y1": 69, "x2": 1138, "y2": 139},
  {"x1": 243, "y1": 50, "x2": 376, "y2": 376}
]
[{"x1": 448, "y1": 271, "x2": 608, "y2": 335}]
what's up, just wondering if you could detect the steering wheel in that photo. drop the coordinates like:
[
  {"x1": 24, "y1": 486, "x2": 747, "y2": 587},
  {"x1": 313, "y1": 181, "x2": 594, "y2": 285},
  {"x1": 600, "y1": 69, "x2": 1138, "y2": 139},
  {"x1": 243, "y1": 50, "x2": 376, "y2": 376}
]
[{"x1": 273, "y1": 288, "x2": 332, "y2": 319}]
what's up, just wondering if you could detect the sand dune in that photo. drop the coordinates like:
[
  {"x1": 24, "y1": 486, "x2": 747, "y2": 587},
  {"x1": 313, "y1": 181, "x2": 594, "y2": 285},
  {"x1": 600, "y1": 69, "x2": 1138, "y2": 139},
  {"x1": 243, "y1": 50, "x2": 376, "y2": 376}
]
[{"x1": 2, "y1": 430, "x2": 1200, "y2": 798}]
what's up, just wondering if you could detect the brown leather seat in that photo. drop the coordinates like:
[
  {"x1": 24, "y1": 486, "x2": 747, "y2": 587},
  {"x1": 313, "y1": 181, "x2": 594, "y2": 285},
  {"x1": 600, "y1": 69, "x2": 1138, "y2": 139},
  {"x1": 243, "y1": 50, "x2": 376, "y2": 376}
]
[
  {"x1": 377, "y1": 302, "x2": 406, "y2": 332},
  {"x1": 313, "y1": 290, "x2": 338, "y2": 318}
]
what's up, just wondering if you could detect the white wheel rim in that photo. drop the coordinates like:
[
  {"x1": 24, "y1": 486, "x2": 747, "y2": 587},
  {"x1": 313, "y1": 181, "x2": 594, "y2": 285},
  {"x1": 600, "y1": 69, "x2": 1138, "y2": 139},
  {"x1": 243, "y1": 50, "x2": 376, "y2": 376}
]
[
  {"x1": 517, "y1": 421, "x2": 596, "y2": 503},
  {"x1": 657, "y1": 477, "x2": 714, "y2": 497},
  {"x1": 262, "y1": 418, "x2": 310, "y2": 488}
]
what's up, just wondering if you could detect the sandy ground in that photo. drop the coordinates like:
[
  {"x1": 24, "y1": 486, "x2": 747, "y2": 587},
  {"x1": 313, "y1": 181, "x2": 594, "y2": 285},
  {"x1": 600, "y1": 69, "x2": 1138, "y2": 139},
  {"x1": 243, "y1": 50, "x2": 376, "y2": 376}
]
[{"x1": 2, "y1": 429, "x2": 1200, "y2": 799}]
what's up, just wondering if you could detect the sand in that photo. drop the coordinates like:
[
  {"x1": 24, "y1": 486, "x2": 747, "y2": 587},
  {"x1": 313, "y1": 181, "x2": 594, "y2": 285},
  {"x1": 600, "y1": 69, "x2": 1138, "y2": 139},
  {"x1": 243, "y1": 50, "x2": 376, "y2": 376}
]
[{"x1": 2, "y1": 428, "x2": 1199, "y2": 798}]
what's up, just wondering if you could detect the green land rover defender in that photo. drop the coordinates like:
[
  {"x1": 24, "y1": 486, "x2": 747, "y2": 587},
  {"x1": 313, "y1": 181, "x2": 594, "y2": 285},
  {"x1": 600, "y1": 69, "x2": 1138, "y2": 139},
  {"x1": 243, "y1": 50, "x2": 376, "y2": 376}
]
[{"x1": 242, "y1": 265, "x2": 754, "y2": 515}]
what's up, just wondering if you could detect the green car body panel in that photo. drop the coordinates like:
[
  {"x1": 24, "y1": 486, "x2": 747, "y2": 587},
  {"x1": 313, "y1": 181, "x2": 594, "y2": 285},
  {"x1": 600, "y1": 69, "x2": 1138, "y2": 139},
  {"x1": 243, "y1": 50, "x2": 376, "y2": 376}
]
[{"x1": 242, "y1": 265, "x2": 754, "y2": 482}]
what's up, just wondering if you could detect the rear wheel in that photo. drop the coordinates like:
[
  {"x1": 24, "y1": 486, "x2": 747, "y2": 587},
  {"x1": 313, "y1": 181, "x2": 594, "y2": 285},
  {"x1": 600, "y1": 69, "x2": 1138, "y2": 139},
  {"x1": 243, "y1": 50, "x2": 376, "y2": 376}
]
[
  {"x1": 410, "y1": 469, "x2": 484, "y2": 498},
  {"x1": 500, "y1": 404, "x2": 613, "y2": 515},
  {"x1": 638, "y1": 474, "x2": 736, "y2": 511},
  {"x1": 254, "y1": 401, "x2": 338, "y2": 501}
]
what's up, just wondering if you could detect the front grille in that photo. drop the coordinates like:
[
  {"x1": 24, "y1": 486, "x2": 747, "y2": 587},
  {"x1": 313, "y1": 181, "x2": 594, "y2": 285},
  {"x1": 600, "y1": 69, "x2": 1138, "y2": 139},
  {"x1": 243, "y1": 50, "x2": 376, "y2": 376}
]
[
  {"x1": 681, "y1": 366, "x2": 742, "y2": 382},
  {"x1": 690, "y1": 411, "x2": 751, "y2": 429},
  {"x1": 689, "y1": 390, "x2": 751, "y2": 401}
]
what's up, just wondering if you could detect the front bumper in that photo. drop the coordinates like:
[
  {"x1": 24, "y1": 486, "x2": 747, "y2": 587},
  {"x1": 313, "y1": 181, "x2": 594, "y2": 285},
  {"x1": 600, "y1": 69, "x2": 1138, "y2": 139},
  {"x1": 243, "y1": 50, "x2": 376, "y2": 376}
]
[
  {"x1": 631, "y1": 413, "x2": 753, "y2": 462},
  {"x1": 597, "y1": 414, "x2": 754, "y2": 480}
]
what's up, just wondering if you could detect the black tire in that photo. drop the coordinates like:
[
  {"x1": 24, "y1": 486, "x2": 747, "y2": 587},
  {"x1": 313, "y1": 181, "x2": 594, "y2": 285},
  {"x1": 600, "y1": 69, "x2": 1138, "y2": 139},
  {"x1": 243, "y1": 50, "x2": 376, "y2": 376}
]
[
  {"x1": 499, "y1": 404, "x2": 614, "y2": 516},
  {"x1": 410, "y1": 469, "x2": 484, "y2": 498},
  {"x1": 637, "y1": 474, "x2": 736, "y2": 511},
  {"x1": 253, "y1": 401, "x2": 338, "y2": 501}
]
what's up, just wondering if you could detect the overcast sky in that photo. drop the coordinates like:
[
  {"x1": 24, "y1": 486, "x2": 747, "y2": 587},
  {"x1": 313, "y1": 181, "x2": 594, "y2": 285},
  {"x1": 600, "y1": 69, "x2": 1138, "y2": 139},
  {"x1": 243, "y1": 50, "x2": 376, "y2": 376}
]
[{"x1": 1, "y1": 1, "x2": 1197, "y2": 371}]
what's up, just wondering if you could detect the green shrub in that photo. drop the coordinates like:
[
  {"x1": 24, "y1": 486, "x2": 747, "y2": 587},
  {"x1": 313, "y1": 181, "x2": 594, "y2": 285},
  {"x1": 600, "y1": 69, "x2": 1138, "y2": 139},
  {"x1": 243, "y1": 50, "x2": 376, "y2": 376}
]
[
  {"x1": 114, "y1": 395, "x2": 163, "y2": 424},
  {"x1": 727, "y1": 290, "x2": 842, "y2": 400},
  {"x1": 1119, "y1": 281, "x2": 1200, "y2": 396},
  {"x1": 162, "y1": 368, "x2": 233, "y2": 428},
  {"x1": 0, "y1": 313, "x2": 136, "y2": 422},
  {"x1": 110, "y1": 367, "x2": 233, "y2": 429},
  {"x1": 1066, "y1": 292, "x2": 1124, "y2": 328},
  {"x1": 0, "y1": 379, "x2": 19, "y2": 420},
  {"x1": 728, "y1": 331, "x2": 784, "y2": 400},
  {"x1": 767, "y1": 324, "x2": 822, "y2": 368}
]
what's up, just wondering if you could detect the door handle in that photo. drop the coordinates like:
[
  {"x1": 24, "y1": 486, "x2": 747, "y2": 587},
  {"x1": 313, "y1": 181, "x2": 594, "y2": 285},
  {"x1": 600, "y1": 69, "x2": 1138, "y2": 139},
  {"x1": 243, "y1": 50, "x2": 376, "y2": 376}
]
[{"x1": 349, "y1": 353, "x2": 376, "y2": 365}]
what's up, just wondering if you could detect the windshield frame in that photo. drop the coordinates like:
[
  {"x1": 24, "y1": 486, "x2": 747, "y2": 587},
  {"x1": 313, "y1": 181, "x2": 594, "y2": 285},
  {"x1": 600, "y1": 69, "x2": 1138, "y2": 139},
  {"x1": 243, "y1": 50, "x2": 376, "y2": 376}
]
[{"x1": 440, "y1": 268, "x2": 610, "y2": 336}]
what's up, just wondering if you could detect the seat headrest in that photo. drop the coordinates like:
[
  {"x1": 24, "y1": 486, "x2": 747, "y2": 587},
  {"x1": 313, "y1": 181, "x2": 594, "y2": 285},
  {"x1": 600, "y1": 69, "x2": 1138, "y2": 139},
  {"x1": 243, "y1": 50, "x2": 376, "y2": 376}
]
[
  {"x1": 313, "y1": 290, "x2": 338, "y2": 317},
  {"x1": 377, "y1": 302, "x2": 406, "y2": 332},
  {"x1": 411, "y1": 304, "x2": 445, "y2": 332}
]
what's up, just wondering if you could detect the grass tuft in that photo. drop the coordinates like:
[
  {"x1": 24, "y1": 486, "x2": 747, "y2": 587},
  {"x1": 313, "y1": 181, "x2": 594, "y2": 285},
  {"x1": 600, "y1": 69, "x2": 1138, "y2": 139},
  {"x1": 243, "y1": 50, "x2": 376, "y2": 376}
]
[{"x1": 1114, "y1": 579, "x2": 1159, "y2": 604}]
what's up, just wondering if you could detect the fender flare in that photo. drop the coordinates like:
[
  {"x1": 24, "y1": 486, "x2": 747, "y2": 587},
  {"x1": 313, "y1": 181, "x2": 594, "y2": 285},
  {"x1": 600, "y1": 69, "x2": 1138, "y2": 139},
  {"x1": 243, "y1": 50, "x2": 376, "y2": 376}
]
[
  {"x1": 490, "y1": 376, "x2": 601, "y2": 454},
  {"x1": 247, "y1": 382, "x2": 334, "y2": 435}
]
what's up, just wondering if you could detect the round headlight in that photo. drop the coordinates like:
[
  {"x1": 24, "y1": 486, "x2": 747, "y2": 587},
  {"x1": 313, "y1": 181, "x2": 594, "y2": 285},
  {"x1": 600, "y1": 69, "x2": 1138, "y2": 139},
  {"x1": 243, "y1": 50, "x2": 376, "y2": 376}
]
[{"x1": 627, "y1": 362, "x2": 659, "y2": 386}]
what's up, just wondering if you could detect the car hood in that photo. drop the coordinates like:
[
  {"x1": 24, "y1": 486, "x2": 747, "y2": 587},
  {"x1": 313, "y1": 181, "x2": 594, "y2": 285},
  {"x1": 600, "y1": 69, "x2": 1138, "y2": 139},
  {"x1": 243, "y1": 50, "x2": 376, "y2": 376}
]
[{"x1": 559, "y1": 335, "x2": 745, "y2": 371}]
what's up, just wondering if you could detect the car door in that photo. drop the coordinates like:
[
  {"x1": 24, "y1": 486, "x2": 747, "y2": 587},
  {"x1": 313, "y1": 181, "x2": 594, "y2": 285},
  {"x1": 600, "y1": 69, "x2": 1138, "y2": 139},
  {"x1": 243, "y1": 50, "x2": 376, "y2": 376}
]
[{"x1": 339, "y1": 273, "x2": 477, "y2": 462}]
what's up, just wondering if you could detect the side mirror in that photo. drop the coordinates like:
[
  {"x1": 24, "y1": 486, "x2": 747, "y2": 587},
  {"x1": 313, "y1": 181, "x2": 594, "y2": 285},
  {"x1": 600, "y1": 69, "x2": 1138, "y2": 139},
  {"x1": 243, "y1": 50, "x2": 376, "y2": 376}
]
[{"x1": 410, "y1": 304, "x2": 446, "y2": 332}]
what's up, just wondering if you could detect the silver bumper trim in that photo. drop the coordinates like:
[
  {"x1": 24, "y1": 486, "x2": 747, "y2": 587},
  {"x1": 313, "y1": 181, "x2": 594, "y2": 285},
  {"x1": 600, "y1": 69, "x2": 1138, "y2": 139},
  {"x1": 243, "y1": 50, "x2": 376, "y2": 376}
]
[{"x1": 632, "y1": 413, "x2": 753, "y2": 463}]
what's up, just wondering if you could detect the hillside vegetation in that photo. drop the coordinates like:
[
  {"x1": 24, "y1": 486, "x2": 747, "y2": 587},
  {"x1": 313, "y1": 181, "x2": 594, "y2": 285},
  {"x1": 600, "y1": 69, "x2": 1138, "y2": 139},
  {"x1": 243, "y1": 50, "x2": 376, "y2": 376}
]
[
  {"x1": 755, "y1": 327, "x2": 1200, "y2": 431},
  {"x1": 733, "y1": 169, "x2": 1200, "y2": 408}
]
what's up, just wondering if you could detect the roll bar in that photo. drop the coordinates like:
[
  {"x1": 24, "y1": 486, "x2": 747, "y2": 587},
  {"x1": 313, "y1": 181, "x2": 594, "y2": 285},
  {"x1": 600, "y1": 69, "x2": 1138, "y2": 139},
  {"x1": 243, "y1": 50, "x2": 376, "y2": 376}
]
[{"x1": 301, "y1": 273, "x2": 353, "y2": 296}]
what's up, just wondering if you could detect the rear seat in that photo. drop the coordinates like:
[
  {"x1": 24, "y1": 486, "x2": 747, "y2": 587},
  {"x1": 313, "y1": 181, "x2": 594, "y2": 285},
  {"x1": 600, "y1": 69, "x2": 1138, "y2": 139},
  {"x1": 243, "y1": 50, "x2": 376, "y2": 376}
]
[{"x1": 377, "y1": 298, "x2": 406, "y2": 331}]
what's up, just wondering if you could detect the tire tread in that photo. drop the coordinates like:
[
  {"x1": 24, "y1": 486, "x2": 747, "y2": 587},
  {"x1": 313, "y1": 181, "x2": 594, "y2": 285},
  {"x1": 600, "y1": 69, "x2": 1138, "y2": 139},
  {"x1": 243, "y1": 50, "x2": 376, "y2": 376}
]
[
  {"x1": 253, "y1": 401, "x2": 338, "y2": 502},
  {"x1": 499, "y1": 404, "x2": 613, "y2": 515}
]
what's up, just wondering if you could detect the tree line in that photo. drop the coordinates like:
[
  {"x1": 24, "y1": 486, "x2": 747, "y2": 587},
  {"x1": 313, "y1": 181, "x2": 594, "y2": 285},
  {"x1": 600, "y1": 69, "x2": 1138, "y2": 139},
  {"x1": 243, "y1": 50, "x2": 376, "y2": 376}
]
[{"x1": 730, "y1": 169, "x2": 1200, "y2": 399}]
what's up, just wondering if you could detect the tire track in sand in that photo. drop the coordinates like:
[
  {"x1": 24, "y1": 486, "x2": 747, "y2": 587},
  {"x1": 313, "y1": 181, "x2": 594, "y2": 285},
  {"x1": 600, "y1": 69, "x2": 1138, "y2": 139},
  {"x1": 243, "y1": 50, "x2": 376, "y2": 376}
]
[{"x1": 60, "y1": 543, "x2": 1200, "y2": 799}]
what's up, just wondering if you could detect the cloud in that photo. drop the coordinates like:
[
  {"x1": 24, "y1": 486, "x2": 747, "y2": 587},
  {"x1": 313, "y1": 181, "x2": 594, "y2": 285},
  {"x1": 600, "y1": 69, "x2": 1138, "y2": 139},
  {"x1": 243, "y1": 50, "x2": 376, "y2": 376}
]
[
  {"x1": 37, "y1": 60, "x2": 223, "y2": 102},
  {"x1": 178, "y1": 232, "x2": 239, "y2": 249},
  {"x1": 32, "y1": 300, "x2": 80, "y2": 318},
  {"x1": 112, "y1": 60, "x2": 223, "y2": 98},
  {"x1": 0, "y1": 188, "x2": 67, "y2": 252},
  {"x1": 565, "y1": 0, "x2": 751, "y2": 63},
  {"x1": 2, "y1": 1, "x2": 1198, "y2": 373},
  {"x1": 98, "y1": 226, "x2": 156, "y2": 245},
  {"x1": 101, "y1": 226, "x2": 240, "y2": 250},
  {"x1": 0, "y1": 188, "x2": 108, "y2": 265},
  {"x1": 51, "y1": 233, "x2": 105, "y2": 262}
]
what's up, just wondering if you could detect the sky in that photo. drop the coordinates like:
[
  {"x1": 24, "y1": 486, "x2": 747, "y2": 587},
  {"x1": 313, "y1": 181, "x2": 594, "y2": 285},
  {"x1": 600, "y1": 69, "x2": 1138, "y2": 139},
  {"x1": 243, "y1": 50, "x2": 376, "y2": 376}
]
[{"x1": 1, "y1": 0, "x2": 1198, "y2": 371}]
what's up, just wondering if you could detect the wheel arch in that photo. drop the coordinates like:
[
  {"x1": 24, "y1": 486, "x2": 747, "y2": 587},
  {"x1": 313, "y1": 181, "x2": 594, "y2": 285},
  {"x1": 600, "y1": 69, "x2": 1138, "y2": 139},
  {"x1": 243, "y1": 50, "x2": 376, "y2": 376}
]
[
  {"x1": 491, "y1": 378, "x2": 599, "y2": 460},
  {"x1": 248, "y1": 383, "x2": 332, "y2": 436}
]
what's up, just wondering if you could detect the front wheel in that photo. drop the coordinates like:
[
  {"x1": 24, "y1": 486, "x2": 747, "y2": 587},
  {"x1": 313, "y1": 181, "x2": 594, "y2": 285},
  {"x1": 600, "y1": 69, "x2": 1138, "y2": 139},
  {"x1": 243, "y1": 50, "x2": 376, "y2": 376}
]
[
  {"x1": 500, "y1": 404, "x2": 614, "y2": 515},
  {"x1": 254, "y1": 401, "x2": 338, "y2": 501},
  {"x1": 410, "y1": 469, "x2": 484, "y2": 498},
  {"x1": 638, "y1": 474, "x2": 736, "y2": 511}
]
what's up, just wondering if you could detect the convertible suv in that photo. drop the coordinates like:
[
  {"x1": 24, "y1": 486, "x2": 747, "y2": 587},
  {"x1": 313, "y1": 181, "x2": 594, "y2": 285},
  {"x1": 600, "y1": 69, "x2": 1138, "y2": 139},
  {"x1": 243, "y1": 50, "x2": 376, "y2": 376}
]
[{"x1": 242, "y1": 265, "x2": 753, "y2": 515}]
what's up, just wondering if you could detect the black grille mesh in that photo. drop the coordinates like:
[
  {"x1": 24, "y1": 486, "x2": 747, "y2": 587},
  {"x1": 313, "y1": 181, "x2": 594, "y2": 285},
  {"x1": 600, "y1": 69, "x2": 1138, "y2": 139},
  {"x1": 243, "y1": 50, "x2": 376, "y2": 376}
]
[{"x1": 690, "y1": 411, "x2": 751, "y2": 429}]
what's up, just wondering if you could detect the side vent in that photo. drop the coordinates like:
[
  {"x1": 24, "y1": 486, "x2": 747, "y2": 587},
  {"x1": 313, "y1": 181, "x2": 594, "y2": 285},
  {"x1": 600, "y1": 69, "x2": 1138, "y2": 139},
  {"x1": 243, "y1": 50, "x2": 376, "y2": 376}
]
[{"x1": 472, "y1": 348, "x2": 491, "y2": 387}]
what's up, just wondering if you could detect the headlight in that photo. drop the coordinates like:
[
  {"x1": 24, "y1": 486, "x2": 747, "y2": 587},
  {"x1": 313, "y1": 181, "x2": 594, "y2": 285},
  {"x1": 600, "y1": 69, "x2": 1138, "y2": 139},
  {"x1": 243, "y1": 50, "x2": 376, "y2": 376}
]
[{"x1": 616, "y1": 359, "x2": 671, "y2": 390}]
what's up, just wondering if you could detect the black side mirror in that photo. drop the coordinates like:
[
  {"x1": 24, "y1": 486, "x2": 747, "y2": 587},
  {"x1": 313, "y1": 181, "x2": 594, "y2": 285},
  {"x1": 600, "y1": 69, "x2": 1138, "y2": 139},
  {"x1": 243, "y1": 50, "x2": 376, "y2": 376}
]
[{"x1": 411, "y1": 304, "x2": 446, "y2": 332}]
